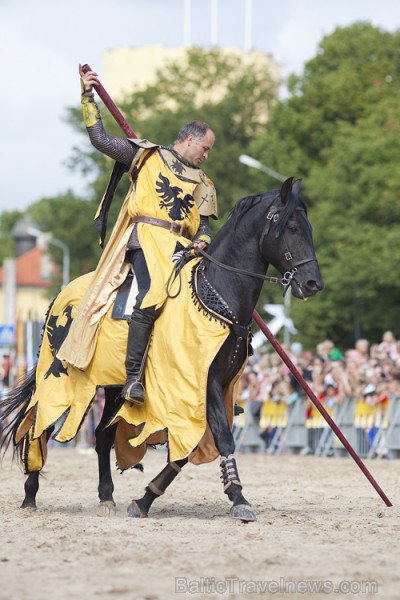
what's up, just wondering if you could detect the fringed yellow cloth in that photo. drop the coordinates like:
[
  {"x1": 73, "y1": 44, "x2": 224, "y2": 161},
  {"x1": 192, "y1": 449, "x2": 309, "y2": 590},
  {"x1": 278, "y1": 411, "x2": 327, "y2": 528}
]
[
  {"x1": 16, "y1": 262, "x2": 245, "y2": 474},
  {"x1": 16, "y1": 271, "x2": 128, "y2": 472}
]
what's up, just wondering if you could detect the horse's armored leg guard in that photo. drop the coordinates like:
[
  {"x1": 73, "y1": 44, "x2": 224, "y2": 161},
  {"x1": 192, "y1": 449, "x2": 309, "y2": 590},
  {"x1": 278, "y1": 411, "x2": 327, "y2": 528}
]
[
  {"x1": 127, "y1": 459, "x2": 187, "y2": 518},
  {"x1": 220, "y1": 455, "x2": 242, "y2": 491},
  {"x1": 122, "y1": 309, "x2": 157, "y2": 405},
  {"x1": 147, "y1": 461, "x2": 183, "y2": 496},
  {"x1": 220, "y1": 455, "x2": 256, "y2": 522}
]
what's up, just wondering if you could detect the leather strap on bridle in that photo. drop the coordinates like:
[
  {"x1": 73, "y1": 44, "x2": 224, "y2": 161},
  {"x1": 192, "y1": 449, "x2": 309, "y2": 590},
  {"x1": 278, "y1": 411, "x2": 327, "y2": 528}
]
[{"x1": 196, "y1": 247, "x2": 289, "y2": 285}]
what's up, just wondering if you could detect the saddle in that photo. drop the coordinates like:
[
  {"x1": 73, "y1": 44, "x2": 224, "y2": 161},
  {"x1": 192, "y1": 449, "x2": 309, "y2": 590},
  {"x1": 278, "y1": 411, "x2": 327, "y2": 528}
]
[
  {"x1": 111, "y1": 270, "x2": 138, "y2": 321},
  {"x1": 111, "y1": 249, "x2": 194, "y2": 320}
]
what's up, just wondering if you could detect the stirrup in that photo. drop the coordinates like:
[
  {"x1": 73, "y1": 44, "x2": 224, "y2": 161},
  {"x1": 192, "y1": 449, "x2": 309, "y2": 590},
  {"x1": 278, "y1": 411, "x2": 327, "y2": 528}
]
[{"x1": 122, "y1": 380, "x2": 145, "y2": 405}]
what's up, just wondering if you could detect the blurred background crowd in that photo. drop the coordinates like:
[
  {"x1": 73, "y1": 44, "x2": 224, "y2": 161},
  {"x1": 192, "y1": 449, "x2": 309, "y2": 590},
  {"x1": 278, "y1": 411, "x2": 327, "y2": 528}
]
[{"x1": 234, "y1": 330, "x2": 400, "y2": 459}]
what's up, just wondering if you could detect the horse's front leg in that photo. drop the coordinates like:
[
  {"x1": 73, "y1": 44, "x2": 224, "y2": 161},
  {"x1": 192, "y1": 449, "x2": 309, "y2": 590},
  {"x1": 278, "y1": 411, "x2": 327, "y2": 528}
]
[
  {"x1": 127, "y1": 457, "x2": 188, "y2": 518},
  {"x1": 95, "y1": 386, "x2": 120, "y2": 516},
  {"x1": 207, "y1": 367, "x2": 256, "y2": 522}
]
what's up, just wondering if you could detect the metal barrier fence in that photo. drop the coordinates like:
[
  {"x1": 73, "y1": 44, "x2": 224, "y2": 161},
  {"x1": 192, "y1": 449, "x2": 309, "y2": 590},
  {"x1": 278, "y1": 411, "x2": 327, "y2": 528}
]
[{"x1": 234, "y1": 394, "x2": 400, "y2": 458}]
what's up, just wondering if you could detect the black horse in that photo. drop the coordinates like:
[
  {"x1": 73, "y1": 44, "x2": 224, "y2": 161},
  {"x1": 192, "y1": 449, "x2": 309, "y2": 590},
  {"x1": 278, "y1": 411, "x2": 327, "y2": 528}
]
[{"x1": 0, "y1": 178, "x2": 323, "y2": 522}]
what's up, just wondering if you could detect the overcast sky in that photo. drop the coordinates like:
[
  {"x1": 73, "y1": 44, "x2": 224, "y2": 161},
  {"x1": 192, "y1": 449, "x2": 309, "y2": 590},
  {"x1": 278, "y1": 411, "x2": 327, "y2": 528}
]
[{"x1": 2, "y1": 0, "x2": 400, "y2": 213}]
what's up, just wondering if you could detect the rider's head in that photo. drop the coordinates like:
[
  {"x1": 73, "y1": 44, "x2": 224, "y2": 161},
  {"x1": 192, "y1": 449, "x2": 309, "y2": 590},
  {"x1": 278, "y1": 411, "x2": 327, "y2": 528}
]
[{"x1": 173, "y1": 121, "x2": 215, "y2": 167}]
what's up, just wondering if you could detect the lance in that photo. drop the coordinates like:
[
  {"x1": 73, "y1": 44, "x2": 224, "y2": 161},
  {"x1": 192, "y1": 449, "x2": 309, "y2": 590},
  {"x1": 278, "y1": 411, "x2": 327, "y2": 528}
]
[
  {"x1": 81, "y1": 63, "x2": 393, "y2": 507},
  {"x1": 253, "y1": 311, "x2": 392, "y2": 507}
]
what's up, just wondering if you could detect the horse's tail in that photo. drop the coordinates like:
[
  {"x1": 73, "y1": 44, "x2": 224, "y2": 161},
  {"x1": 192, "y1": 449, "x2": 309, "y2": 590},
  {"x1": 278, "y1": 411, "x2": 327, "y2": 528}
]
[
  {"x1": 0, "y1": 366, "x2": 37, "y2": 459},
  {"x1": 0, "y1": 294, "x2": 60, "y2": 460}
]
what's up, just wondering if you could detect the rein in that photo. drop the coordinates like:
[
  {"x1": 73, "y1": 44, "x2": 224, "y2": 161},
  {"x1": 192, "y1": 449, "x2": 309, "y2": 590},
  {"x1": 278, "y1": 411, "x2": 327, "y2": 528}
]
[{"x1": 196, "y1": 247, "x2": 298, "y2": 289}]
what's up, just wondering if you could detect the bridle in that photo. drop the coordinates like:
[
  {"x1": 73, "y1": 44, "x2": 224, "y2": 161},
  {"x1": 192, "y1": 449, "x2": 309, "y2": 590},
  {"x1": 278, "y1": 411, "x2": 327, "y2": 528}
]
[
  {"x1": 197, "y1": 197, "x2": 317, "y2": 295},
  {"x1": 196, "y1": 247, "x2": 297, "y2": 291}
]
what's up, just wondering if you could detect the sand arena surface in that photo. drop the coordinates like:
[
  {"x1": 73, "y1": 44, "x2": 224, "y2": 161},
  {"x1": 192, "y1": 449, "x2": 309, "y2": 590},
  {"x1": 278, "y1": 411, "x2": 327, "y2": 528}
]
[{"x1": 0, "y1": 448, "x2": 399, "y2": 600}]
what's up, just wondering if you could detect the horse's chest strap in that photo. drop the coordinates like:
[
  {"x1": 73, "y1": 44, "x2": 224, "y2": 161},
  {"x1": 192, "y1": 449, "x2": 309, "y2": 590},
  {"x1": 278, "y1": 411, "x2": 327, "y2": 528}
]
[
  {"x1": 190, "y1": 263, "x2": 251, "y2": 341},
  {"x1": 230, "y1": 322, "x2": 250, "y2": 340}
]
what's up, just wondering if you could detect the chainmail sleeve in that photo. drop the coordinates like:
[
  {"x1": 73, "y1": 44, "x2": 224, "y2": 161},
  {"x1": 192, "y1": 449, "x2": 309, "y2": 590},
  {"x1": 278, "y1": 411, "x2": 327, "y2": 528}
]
[{"x1": 87, "y1": 121, "x2": 137, "y2": 166}]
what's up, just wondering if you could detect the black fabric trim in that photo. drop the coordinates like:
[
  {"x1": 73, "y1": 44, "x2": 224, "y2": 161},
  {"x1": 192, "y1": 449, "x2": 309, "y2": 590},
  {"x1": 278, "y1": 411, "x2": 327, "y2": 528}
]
[
  {"x1": 189, "y1": 263, "x2": 252, "y2": 341},
  {"x1": 189, "y1": 264, "x2": 229, "y2": 329},
  {"x1": 94, "y1": 161, "x2": 128, "y2": 248}
]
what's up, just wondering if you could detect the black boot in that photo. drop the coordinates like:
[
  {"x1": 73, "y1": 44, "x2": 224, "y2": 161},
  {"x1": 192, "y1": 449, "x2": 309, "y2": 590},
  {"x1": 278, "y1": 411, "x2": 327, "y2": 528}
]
[{"x1": 122, "y1": 310, "x2": 155, "y2": 405}]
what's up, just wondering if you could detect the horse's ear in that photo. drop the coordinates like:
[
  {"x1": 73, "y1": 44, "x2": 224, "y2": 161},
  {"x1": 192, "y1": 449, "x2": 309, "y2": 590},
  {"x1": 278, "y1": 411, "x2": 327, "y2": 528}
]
[
  {"x1": 292, "y1": 178, "x2": 302, "y2": 195},
  {"x1": 280, "y1": 177, "x2": 294, "y2": 204}
]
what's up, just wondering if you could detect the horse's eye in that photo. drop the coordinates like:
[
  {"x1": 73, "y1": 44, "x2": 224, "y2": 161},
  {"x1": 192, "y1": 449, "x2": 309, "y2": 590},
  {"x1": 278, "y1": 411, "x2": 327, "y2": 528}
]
[{"x1": 287, "y1": 222, "x2": 297, "y2": 232}]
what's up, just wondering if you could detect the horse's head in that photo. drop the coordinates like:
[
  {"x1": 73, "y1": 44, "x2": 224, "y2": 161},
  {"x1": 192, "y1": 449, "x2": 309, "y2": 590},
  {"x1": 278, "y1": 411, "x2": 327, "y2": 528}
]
[{"x1": 259, "y1": 178, "x2": 324, "y2": 299}]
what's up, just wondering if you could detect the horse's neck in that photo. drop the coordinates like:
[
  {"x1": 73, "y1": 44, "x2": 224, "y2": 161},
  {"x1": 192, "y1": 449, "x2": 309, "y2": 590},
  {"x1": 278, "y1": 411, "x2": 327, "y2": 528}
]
[{"x1": 205, "y1": 237, "x2": 266, "y2": 324}]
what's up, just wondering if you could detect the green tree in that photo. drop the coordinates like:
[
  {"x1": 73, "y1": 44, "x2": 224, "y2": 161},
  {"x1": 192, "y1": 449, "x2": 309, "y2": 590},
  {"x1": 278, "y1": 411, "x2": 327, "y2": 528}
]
[
  {"x1": 0, "y1": 210, "x2": 24, "y2": 264},
  {"x1": 27, "y1": 192, "x2": 101, "y2": 284},
  {"x1": 296, "y1": 102, "x2": 400, "y2": 348},
  {"x1": 9, "y1": 35, "x2": 400, "y2": 351},
  {"x1": 244, "y1": 23, "x2": 400, "y2": 349},
  {"x1": 250, "y1": 22, "x2": 400, "y2": 183},
  {"x1": 0, "y1": 195, "x2": 100, "y2": 299}
]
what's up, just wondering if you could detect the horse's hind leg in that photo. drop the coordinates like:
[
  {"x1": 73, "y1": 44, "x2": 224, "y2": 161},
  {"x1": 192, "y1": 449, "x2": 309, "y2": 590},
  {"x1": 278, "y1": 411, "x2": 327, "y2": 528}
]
[
  {"x1": 207, "y1": 369, "x2": 256, "y2": 522},
  {"x1": 21, "y1": 471, "x2": 40, "y2": 509},
  {"x1": 95, "y1": 387, "x2": 120, "y2": 516},
  {"x1": 127, "y1": 457, "x2": 188, "y2": 518},
  {"x1": 21, "y1": 425, "x2": 54, "y2": 510}
]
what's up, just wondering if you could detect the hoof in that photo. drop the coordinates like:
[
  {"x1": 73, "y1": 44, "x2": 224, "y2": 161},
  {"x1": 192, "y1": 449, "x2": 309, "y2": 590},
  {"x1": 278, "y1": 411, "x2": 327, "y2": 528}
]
[
  {"x1": 231, "y1": 503, "x2": 257, "y2": 522},
  {"x1": 127, "y1": 499, "x2": 148, "y2": 518},
  {"x1": 96, "y1": 500, "x2": 116, "y2": 517},
  {"x1": 20, "y1": 502, "x2": 37, "y2": 511}
]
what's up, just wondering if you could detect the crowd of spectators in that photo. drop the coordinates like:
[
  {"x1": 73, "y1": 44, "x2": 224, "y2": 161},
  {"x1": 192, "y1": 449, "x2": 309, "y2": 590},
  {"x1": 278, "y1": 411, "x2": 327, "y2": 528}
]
[{"x1": 236, "y1": 331, "x2": 400, "y2": 456}]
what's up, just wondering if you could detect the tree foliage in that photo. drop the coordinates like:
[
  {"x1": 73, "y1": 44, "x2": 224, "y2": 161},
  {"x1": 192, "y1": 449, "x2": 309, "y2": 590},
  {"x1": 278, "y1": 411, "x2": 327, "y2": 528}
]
[
  {"x1": 0, "y1": 210, "x2": 24, "y2": 265},
  {"x1": 100, "y1": 47, "x2": 277, "y2": 222},
  {"x1": 28, "y1": 193, "x2": 102, "y2": 279},
  {"x1": 248, "y1": 22, "x2": 400, "y2": 348}
]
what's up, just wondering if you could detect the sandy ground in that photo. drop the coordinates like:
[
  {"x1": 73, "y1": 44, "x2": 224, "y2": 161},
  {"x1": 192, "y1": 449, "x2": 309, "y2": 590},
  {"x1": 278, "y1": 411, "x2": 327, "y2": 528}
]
[{"x1": 0, "y1": 447, "x2": 399, "y2": 600}]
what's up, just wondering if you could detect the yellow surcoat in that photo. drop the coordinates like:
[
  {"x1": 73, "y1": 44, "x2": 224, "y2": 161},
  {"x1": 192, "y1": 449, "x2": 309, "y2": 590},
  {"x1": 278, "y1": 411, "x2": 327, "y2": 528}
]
[
  {"x1": 57, "y1": 141, "x2": 217, "y2": 369},
  {"x1": 130, "y1": 147, "x2": 204, "y2": 308}
]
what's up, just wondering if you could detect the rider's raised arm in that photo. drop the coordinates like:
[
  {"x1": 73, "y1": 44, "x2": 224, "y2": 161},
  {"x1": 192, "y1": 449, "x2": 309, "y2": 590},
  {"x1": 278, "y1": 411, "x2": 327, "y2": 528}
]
[{"x1": 79, "y1": 65, "x2": 136, "y2": 167}]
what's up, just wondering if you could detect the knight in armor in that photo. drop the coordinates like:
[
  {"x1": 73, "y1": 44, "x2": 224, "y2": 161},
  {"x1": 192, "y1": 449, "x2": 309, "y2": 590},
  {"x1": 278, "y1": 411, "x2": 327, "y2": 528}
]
[{"x1": 59, "y1": 65, "x2": 218, "y2": 406}]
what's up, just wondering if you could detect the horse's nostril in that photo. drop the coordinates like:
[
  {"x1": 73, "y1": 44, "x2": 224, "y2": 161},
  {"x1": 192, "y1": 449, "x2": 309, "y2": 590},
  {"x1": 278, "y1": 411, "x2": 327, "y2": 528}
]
[{"x1": 312, "y1": 280, "x2": 324, "y2": 291}]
